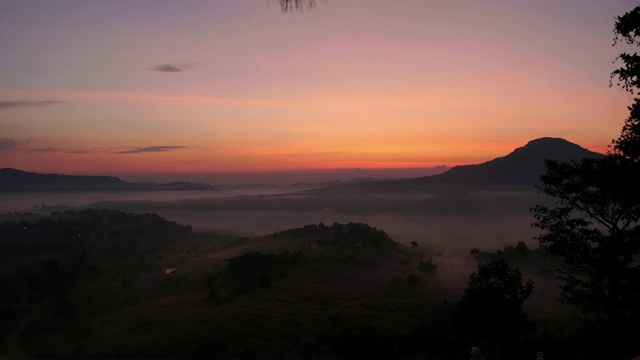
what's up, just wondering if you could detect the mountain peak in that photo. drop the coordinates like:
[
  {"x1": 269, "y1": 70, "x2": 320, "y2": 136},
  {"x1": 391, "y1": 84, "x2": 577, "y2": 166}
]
[
  {"x1": 506, "y1": 137, "x2": 600, "y2": 161},
  {"x1": 280, "y1": 137, "x2": 605, "y2": 195},
  {"x1": 524, "y1": 136, "x2": 571, "y2": 145},
  {"x1": 422, "y1": 137, "x2": 603, "y2": 186},
  {"x1": 520, "y1": 137, "x2": 587, "y2": 151}
]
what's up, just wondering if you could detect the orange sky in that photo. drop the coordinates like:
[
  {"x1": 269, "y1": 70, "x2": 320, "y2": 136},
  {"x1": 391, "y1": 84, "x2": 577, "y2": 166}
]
[{"x1": 0, "y1": 1, "x2": 635, "y2": 178}]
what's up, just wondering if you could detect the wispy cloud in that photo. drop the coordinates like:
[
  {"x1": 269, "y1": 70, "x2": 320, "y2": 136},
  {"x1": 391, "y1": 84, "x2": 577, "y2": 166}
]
[
  {"x1": 114, "y1": 146, "x2": 187, "y2": 154},
  {"x1": 28, "y1": 146, "x2": 59, "y2": 153},
  {"x1": 0, "y1": 100, "x2": 62, "y2": 109},
  {"x1": 0, "y1": 138, "x2": 29, "y2": 151},
  {"x1": 150, "y1": 63, "x2": 198, "y2": 73},
  {"x1": 20, "y1": 145, "x2": 109, "y2": 154},
  {"x1": 66, "y1": 147, "x2": 119, "y2": 154},
  {"x1": 0, "y1": 89, "x2": 295, "y2": 108},
  {"x1": 152, "y1": 64, "x2": 183, "y2": 72}
]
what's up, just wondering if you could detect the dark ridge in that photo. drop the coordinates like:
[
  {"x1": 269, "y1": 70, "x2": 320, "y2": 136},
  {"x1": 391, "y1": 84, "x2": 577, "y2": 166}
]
[
  {"x1": 416, "y1": 137, "x2": 603, "y2": 186},
  {"x1": 288, "y1": 177, "x2": 388, "y2": 189},
  {"x1": 0, "y1": 168, "x2": 217, "y2": 192},
  {"x1": 297, "y1": 137, "x2": 604, "y2": 194}
]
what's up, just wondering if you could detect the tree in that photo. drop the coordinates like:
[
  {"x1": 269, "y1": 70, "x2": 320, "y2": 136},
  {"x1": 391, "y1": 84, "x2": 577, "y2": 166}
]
[
  {"x1": 611, "y1": 6, "x2": 640, "y2": 161},
  {"x1": 451, "y1": 259, "x2": 534, "y2": 359},
  {"x1": 532, "y1": 157, "x2": 640, "y2": 329},
  {"x1": 417, "y1": 255, "x2": 438, "y2": 274},
  {"x1": 532, "y1": 5, "x2": 640, "y2": 333},
  {"x1": 279, "y1": 0, "x2": 316, "y2": 12}
]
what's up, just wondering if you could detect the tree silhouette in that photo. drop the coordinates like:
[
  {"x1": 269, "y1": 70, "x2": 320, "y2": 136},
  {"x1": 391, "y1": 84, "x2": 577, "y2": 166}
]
[
  {"x1": 532, "y1": 5, "x2": 640, "y2": 334},
  {"x1": 451, "y1": 259, "x2": 534, "y2": 359},
  {"x1": 611, "y1": 6, "x2": 640, "y2": 161},
  {"x1": 279, "y1": 0, "x2": 316, "y2": 12},
  {"x1": 532, "y1": 157, "x2": 640, "y2": 329},
  {"x1": 417, "y1": 256, "x2": 438, "y2": 275}
]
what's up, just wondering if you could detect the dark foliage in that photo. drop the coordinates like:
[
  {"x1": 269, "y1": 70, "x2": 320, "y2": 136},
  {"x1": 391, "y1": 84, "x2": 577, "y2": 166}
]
[
  {"x1": 277, "y1": 222, "x2": 396, "y2": 249},
  {"x1": 532, "y1": 157, "x2": 640, "y2": 330},
  {"x1": 0, "y1": 209, "x2": 194, "y2": 261},
  {"x1": 417, "y1": 256, "x2": 438, "y2": 274},
  {"x1": 452, "y1": 259, "x2": 534, "y2": 359},
  {"x1": 3, "y1": 211, "x2": 620, "y2": 358},
  {"x1": 279, "y1": 0, "x2": 315, "y2": 12},
  {"x1": 471, "y1": 241, "x2": 532, "y2": 263},
  {"x1": 530, "y1": 9, "x2": 640, "y2": 350},
  {"x1": 469, "y1": 241, "x2": 559, "y2": 277},
  {"x1": 611, "y1": 6, "x2": 640, "y2": 161},
  {"x1": 225, "y1": 251, "x2": 304, "y2": 290},
  {"x1": 0, "y1": 209, "x2": 219, "y2": 357}
]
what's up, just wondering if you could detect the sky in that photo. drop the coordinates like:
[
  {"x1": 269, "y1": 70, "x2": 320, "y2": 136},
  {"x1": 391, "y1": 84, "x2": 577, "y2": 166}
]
[{"x1": 0, "y1": 0, "x2": 636, "y2": 179}]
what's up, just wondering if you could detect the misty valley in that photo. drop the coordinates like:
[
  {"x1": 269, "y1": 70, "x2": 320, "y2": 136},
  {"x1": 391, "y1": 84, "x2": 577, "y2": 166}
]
[
  {"x1": 0, "y1": 207, "x2": 560, "y2": 359},
  {"x1": 0, "y1": 180, "x2": 632, "y2": 358},
  {"x1": 2, "y1": 136, "x2": 640, "y2": 359}
]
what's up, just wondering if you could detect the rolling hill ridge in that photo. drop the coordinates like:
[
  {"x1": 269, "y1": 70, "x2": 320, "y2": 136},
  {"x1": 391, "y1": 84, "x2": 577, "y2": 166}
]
[{"x1": 0, "y1": 168, "x2": 217, "y2": 192}]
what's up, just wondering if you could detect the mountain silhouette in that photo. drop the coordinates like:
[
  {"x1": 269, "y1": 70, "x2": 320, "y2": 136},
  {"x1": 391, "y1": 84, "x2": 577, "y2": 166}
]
[
  {"x1": 412, "y1": 137, "x2": 603, "y2": 186},
  {"x1": 299, "y1": 137, "x2": 603, "y2": 194},
  {"x1": 0, "y1": 168, "x2": 217, "y2": 192},
  {"x1": 1, "y1": 138, "x2": 602, "y2": 193}
]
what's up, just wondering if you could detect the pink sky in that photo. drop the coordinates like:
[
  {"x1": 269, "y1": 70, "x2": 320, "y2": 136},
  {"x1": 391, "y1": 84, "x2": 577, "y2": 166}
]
[{"x1": 0, "y1": 0, "x2": 634, "y2": 178}]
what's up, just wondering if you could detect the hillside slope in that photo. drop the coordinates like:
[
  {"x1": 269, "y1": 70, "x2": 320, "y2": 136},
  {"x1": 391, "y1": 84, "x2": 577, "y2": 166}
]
[
  {"x1": 300, "y1": 137, "x2": 603, "y2": 195},
  {"x1": 0, "y1": 168, "x2": 217, "y2": 192},
  {"x1": 414, "y1": 137, "x2": 603, "y2": 186}
]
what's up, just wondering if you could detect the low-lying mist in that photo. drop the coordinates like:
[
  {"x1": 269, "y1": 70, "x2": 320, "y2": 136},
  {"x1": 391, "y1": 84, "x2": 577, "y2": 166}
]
[
  {"x1": 99, "y1": 185, "x2": 561, "y2": 310},
  {"x1": 1, "y1": 183, "x2": 570, "y2": 359},
  {"x1": 86, "y1": 186, "x2": 545, "y2": 253},
  {"x1": 1, "y1": 184, "x2": 555, "y2": 306},
  {"x1": 2, "y1": 185, "x2": 546, "y2": 255}
]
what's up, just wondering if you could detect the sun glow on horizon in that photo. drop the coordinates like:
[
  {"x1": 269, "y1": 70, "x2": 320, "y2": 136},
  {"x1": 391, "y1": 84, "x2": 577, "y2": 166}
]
[{"x1": 0, "y1": 1, "x2": 634, "y2": 176}]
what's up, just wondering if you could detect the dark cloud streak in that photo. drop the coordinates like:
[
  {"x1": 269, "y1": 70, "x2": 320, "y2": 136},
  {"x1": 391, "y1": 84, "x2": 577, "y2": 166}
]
[
  {"x1": 114, "y1": 146, "x2": 187, "y2": 154},
  {"x1": 151, "y1": 64, "x2": 185, "y2": 73},
  {"x1": 0, "y1": 100, "x2": 63, "y2": 109},
  {"x1": 150, "y1": 63, "x2": 198, "y2": 73},
  {"x1": 0, "y1": 138, "x2": 29, "y2": 151},
  {"x1": 28, "y1": 146, "x2": 59, "y2": 153},
  {"x1": 0, "y1": 138, "x2": 20, "y2": 151}
]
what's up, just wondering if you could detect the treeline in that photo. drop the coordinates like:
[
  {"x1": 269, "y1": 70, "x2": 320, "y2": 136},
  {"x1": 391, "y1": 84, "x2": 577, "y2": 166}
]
[
  {"x1": 0, "y1": 209, "x2": 199, "y2": 259},
  {"x1": 0, "y1": 209, "x2": 223, "y2": 356},
  {"x1": 469, "y1": 241, "x2": 558, "y2": 277},
  {"x1": 276, "y1": 222, "x2": 396, "y2": 248}
]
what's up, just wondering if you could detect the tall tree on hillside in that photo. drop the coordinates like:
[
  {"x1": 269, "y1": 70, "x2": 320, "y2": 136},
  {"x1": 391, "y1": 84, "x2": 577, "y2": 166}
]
[
  {"x1": 611, "y1": 6, "x2": 640, "y2": 161},
  {"x1": 532, "y1": 157, "x2": 640, "y2": 328},
  {"x1": 532, "y1": 5, "x2": 640, "y2": 335}
]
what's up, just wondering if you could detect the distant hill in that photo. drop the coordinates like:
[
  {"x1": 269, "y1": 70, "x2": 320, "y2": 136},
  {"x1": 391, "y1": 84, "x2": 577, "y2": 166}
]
[
  {"x1": 411, "y1": 137, "x2": 603, "y2": 186},
  {"x1": 288, "y1": 177, "x2": 392, "y2": 189},
  {"x1": 301, "y1": 137, "x2": 603, "y2": 194},
  {"x1": 0, "y1": 168, "x2": 217, "y2": 192}
]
